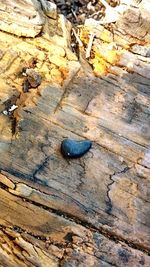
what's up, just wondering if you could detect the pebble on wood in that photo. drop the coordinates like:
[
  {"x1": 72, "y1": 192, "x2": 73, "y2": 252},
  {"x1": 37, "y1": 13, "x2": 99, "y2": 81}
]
[
  {"x1": 22, "y1": 69, "x2": 42, "y2": 92},
  {"x1": 26, "y1": 69, "x2": 42, "y2": 88},
  {"x1": 61, "y1": 139, "x2": 92, "y2": 158}
]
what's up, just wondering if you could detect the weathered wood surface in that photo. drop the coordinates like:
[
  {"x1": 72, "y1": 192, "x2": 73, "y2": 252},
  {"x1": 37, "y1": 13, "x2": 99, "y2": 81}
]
[
  {"x1": 0, "y1": 0, "x2": 45, "y2": 37},
  {"x1": 0, "y1": 1, "x2": 150, "y2": 266}
]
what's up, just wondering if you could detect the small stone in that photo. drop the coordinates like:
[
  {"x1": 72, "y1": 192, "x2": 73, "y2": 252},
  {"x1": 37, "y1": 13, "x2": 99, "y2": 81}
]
[
  {"x1": 61, "y1": 139, "x2": 92, "y2": 158},
  {"x1": 26, "y1": 69, "x2": 42, "y2": 88}
]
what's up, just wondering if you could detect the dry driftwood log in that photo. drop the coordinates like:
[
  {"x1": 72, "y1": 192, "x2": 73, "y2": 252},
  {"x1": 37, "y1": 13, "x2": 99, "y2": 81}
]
[{"x1": 0, "y1": 0, "x2": 150, "y2": 266}]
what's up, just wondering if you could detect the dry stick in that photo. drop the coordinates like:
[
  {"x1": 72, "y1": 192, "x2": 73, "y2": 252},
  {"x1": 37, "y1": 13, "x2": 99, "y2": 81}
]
[
  {"x1": 72, "y1": 28, "x2": 83, "y2": 47},
  {"x1": 86, "y1": 33, "x2": 95, "y2": 59},
  {"x1": 71, "y1": 8, "x2": 78, "y2": 22}
]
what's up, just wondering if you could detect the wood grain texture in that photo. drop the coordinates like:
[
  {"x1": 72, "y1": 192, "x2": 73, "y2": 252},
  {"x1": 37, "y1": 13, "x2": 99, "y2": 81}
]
[
  {"x1": 0, "y1": 0, "x2": 45, "y2": 37},
  {"x1": 0, "y1": 1, "x2": 150, "y2": 266}
]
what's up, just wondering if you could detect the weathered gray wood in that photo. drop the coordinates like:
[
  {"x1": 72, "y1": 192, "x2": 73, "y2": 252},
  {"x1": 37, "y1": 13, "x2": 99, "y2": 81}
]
[
  {"x1": 0, "y1": 0, "x2": 45, "y2": 37},
  {"x1": 0, "y1": 1, "x2": 150, "y2": 266},
  {"x1": 0, "y1": 188, "x2": 150, "y2": 267},
  {"x1": 115, "y1": 0, "x2": 150, "y2": 42}
]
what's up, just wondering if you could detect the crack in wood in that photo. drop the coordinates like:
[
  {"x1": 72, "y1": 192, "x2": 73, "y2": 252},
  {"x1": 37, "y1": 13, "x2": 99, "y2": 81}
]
[
  {"x1": 52, "y1": 103, "x2": 149, "y2": 150},
  {"x1": 0, "y1": 2, "x2": 150, "y2": 266},
  {"x1": 26, "y1": 108, "x2": 148, "y2": 168},
  {"x1": 106, "y1": 166, "x2": 130, "y2": 215},
  {"x1": 1, "y1": 179, "x2": 149, "y2": 255},
  {"x1": 0, "y1": 224, "x2": 146, "y2": 267},
  {"x1": 32, "y1": 155, "x2": 50, "y2": 182},
  {"x1": 32, "y1": 133, "x2": 52, "y2": 183}
]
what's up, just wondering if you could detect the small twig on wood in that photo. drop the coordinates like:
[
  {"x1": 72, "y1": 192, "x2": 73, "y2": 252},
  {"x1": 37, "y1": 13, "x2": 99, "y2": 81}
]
[
  {"x1": 86, "y1": 33, "x2": 95, "y2": 59},
  {"x1": 72, "y1": 28, "x2": 83, "y2": 47},
  {"x1": 71, "y1": 8, "x2": 78, "y2": 22}
]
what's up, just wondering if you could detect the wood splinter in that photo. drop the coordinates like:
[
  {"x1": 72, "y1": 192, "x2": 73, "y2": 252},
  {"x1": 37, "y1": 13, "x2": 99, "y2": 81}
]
[
  {"x1": 72, "y1": 28, "x2": 83, "y2": 47},
  {"x1": 86, "y1": 32, "x2": 95, "y2": 59}
]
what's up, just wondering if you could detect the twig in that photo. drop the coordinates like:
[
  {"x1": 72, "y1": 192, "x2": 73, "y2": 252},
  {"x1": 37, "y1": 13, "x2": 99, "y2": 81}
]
[
  {"x1": 86, "y1": 33, "x2": 95, "y2": 59},
  {"x1": 72, "y1": 28, "x2": 83, "y2": 47},
  {"x1": 71, "y1": 8, "x2": 78, "y2": 22}
]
